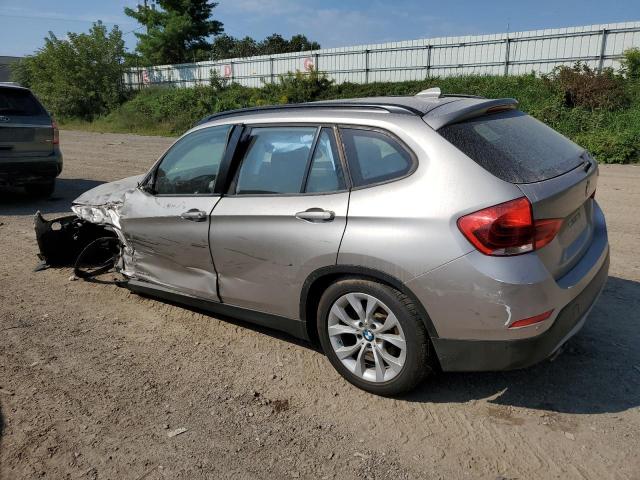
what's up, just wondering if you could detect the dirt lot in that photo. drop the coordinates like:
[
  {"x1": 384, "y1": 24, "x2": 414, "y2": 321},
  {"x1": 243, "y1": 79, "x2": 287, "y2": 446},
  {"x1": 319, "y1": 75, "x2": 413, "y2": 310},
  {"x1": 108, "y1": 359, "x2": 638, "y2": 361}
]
[{"x1": 1, "y1": 130, "x2": 639, "y2": 480}]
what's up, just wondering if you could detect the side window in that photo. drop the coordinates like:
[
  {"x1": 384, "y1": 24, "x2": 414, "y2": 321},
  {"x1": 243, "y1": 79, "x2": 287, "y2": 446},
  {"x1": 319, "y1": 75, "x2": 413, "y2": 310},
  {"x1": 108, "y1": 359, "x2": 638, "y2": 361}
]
[
  {"x1": 305, "y1": 128, "x2": 346, "y2": 193},
  {"x1": 154, "y1": 125, "x2": 231, "y2": 195},
  {"x1": 236, "y1": 126, "x2": 316, "y2": 194},
  {"x1": 340, "y1": 128, "x2": 413, "y2": 187}
]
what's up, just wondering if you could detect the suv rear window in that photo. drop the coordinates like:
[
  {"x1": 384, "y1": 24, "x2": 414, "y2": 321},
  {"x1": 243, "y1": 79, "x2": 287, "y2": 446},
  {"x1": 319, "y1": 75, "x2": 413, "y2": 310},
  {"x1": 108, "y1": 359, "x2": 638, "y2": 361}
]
[
  {"x1": 0, "y1": 88, "x2": 47, "y2": 116},
  {"x1": 438, "y1": 110, "x2": 584, "y2": 183}
]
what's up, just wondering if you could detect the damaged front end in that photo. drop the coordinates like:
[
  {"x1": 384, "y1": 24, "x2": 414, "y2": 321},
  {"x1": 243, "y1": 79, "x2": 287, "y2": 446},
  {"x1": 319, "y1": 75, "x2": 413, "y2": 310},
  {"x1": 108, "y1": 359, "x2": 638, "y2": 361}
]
[
  {"x1": 34, "y1": 175, "x2": 142, "y2": 280},
  {"x1": 35, "y1": 212, "x2": 115, "y2": 267},
  {"x1": 34, "y1": 211, "x2": 125, "y2": 280}
]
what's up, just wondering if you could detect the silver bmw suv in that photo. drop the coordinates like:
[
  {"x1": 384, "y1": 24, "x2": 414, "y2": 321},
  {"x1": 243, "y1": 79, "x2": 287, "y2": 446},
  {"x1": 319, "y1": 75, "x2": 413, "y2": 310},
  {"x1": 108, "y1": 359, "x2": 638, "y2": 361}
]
[{"x1": 36, "y1": 88, "x2": 609, "y2": 395}]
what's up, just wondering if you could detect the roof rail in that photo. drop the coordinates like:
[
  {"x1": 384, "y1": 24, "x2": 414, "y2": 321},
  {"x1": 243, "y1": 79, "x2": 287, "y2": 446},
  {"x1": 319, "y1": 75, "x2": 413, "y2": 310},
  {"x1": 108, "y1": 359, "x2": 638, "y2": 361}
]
[
  {"x1": 0, "y1": 81, "x2": 24, "y2": 88},
  {"x1": 196, "y1": 102, "x2": 422, "y2": 126}
]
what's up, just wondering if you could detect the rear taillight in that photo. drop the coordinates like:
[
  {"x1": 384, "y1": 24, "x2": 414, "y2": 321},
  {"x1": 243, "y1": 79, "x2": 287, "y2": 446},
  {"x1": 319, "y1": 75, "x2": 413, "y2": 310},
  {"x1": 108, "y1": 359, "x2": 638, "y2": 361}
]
[
  {"x1": 532, "y1": 218, "x2": 564, "y2": 250},
  {"x1": 52, "y1": 120, "x2": 59, "y2": 145},
  {"x1": 457, "y1": 197, "x2": 562, "y2": 256}
]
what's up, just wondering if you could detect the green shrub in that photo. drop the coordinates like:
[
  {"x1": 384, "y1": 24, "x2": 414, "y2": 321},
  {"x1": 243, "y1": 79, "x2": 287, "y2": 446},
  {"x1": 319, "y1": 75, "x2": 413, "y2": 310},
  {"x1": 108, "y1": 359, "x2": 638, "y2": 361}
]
[
  {"x1": 65, "y1": 69, "x2": 640, "y2": 164},
  {"x1": 257, "y1": 68, "x2": 334, "y2": 104},
  {"x1": 543, "y1": 63, "x2": 628, "y2": 110},
  {"x1": 570, "y1": 106, "x2": 640, "y2": 163},
  {"x1": 621, "y1": 48, "x2": 640, "y2": 80}
]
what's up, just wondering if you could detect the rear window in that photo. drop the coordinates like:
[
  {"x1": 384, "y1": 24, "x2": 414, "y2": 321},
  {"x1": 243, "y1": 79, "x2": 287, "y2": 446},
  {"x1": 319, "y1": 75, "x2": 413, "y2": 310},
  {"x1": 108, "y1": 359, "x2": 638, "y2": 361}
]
[
  {"x1": 0, "y1": 88, "x2": 47, "y2": 116},
  {"x1": 438, "y1": 110, "x2": 584, "y2": 183}
]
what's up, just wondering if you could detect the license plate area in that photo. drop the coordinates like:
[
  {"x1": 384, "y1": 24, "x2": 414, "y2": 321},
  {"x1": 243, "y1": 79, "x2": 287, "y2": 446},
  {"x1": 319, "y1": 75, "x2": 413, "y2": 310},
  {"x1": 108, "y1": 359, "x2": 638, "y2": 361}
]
[{"x1": 559, "y1": 205, "x2": 588, "y2": 246}]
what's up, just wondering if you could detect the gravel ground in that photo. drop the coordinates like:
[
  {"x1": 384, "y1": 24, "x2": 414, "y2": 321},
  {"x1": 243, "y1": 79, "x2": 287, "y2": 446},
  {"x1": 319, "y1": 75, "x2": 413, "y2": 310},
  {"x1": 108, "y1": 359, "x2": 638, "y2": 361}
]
[{"x1": 1, "y1": 130, "x2": 639, "y2": 480}]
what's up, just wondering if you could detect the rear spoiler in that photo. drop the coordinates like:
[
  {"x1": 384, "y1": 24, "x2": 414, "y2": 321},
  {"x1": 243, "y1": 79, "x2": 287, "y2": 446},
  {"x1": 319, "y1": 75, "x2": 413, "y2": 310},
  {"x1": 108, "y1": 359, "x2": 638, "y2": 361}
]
[{"x1": 423, "y1": 98, "x2": 518, "y2": 130}]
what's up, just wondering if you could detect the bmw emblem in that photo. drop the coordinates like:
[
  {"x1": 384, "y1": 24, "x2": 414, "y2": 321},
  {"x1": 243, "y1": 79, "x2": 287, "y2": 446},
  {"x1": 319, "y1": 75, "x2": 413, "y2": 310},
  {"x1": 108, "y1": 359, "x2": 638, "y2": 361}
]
[{"x1": 363, "y1": 329, "x2": 374, "y2": 342}]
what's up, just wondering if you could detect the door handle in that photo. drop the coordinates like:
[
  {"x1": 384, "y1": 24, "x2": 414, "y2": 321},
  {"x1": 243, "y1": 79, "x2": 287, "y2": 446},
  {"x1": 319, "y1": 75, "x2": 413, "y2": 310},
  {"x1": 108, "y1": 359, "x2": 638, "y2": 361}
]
[
  {"x1": 295, "y1": 208, "x2": 335, "y2": 222},
  {"x1": 180, "y1": 209, "x2": 207, "y2": 222}
]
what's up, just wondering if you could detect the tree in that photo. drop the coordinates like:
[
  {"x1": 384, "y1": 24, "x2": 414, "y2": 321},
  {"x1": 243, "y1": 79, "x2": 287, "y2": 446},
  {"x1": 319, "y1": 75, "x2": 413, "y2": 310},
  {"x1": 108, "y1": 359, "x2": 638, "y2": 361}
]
[
  {"x1": 260, "y1": 34, "x2": 289, "y2": 55},
  {"x1": 287, "y1": 35, "x2": 320, "y2": 53},
  {"x1": 210, "y1": 33, "x2": 321, "y2": 60},
  {"x1": 125, "y1": 0, "x2": 223, "y2": 65},
  {"x1": 210, "y1": 35, "x2": 258, "y2": 59},
  {"x1": 209, "y1": 33, "x2": 237, "y2": 61},
  {"x1": 12, "y1": 22, "x2": 126, "y2": 119},
  {"x1": 234, "y1": 37, "x2": 260, "y2": 58}
]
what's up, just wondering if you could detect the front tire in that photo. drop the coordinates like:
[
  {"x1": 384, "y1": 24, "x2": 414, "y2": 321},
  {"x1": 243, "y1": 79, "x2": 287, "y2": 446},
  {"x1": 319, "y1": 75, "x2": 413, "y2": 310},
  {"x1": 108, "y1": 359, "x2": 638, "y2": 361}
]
[{"x1": 317, "y1": 278, "x2": 434, "y2": 395}]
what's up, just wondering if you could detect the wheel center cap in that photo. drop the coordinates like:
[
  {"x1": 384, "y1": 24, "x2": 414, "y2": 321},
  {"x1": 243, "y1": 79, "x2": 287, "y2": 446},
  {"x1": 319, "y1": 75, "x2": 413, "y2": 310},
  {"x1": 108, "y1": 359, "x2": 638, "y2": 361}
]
[{"x1": 363, "y1": 329, "x2": 374, "y2": 341}]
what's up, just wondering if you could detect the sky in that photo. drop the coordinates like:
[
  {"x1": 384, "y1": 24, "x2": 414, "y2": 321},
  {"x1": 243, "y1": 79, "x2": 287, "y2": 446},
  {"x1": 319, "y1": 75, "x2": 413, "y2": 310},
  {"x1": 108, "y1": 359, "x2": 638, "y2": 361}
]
[{"x1": 0, "y1": 0, "x2": 638, "y2": 58}]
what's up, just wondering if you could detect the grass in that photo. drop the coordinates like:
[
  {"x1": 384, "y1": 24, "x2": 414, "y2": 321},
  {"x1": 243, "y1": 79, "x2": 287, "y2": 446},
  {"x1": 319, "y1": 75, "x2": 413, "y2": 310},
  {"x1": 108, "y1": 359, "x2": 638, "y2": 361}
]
[
  {"x1": 59, "y1": 117, "x2": 176, "y2": 137},
  {"x1": 60, "y1": 71, "x2": 640, "y2": 164}
]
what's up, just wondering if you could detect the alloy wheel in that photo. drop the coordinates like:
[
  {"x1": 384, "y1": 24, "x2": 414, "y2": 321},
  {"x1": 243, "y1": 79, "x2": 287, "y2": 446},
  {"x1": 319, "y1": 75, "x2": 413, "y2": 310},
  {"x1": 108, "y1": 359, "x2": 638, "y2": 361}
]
[{"x1": 327, "y1": 292, "x2": 407, "y2": 383}]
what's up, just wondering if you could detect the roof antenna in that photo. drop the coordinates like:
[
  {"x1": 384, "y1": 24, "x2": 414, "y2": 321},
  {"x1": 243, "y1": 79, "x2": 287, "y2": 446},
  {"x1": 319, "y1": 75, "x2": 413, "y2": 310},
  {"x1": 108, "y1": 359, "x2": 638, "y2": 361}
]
[{"x1": 415, "y1": 87, "x2": 442, "y2": 98}]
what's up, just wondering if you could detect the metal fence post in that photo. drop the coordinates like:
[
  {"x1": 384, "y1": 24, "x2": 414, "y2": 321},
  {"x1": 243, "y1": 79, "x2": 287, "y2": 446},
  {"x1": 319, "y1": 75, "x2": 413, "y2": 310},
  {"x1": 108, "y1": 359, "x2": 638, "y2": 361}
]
[
  {"x1": 426, "y1": 45, "x2": 432, "y2": 78},
  {"x1": 598, "y1": 28, "x2": 608, "y2": 73},
  {"x1": 230, "y1": 61, "x2": 234, "y2": 82},
  {"x1": 504, "y1": 37, "x2": 511, "y2": 76},
  {"x1": 364, "y1": 49, "x2": 370, "y2": 83},
  {"x1": 314, "y1": 52, "x2": 320, "y2": 74},
  {"x1": 270, "y1": 57, "x2": 274, "y2": 83}
]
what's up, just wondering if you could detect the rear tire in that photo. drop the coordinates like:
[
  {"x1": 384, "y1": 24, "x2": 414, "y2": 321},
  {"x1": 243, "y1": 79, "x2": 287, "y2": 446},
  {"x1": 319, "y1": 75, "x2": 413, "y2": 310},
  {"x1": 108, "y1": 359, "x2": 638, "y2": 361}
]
[
  {"x1": 317, "y1": 278, "x2": 434, "y2": 396},
  {"x1": 25, "y1": 178, "x2": 55, "y2": 198}
]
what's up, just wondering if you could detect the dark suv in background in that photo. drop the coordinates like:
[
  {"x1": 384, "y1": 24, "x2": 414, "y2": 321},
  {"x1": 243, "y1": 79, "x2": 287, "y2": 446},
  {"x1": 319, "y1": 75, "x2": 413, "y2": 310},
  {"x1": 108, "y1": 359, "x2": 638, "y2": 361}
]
[{"x1": 0, "y1": 83, "x2": 62, "y2": 197}]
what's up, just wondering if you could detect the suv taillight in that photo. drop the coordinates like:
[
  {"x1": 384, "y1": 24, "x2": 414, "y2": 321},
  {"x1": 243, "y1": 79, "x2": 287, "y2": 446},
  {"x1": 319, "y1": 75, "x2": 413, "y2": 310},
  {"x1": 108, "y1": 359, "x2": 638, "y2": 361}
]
[
  {"x1": 52, "y1": 120, "x2": 59, "y2": 145},
  {"x1": 457, "y1": 197, "x2": 563, "y2": 256}
]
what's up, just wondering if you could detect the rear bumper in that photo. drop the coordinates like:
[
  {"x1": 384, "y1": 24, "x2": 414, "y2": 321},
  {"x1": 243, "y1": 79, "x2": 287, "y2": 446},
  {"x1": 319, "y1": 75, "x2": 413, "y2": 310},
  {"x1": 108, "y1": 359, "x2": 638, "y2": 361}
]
[
  {"x1": 433, "y1": 251, "x2": 609, "y2": 371},
  {"x1": 0, "y1": 149, "x2": 63, "y2": 185}
]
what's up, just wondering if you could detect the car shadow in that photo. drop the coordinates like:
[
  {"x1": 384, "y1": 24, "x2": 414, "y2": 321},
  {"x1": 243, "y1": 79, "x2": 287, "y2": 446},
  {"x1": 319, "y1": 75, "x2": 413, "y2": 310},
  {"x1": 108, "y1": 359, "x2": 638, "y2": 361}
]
[
  {"x1": 405, "y1": 276, "x2": 640, "y2": 414},
  {"x1": 133, "y1": 275, "x2": 640, "y2": 415},
  {"x1": 0, "y1": 178, "x2": 105, "y2": 216},
  {"x1": 133, "y1": 291, "x2": 322, "y2": 353}
]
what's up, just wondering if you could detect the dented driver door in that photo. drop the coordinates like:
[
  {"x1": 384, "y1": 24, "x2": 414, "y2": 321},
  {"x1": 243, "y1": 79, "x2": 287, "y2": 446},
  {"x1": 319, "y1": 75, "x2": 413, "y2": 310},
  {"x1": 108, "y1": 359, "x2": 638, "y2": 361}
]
[
  {"x1": 210, "y1": 125, "x2": 350, "y2": 320},
  {"x1": 118, "y1": 125, "x2": 236, "y2": 301}
]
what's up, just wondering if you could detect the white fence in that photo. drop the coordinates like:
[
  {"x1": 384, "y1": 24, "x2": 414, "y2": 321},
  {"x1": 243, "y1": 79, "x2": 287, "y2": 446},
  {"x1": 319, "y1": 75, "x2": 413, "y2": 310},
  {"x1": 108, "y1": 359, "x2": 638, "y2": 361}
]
[{"x1": 123, "y1": 21, "x2": 640, "y2": 89}]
